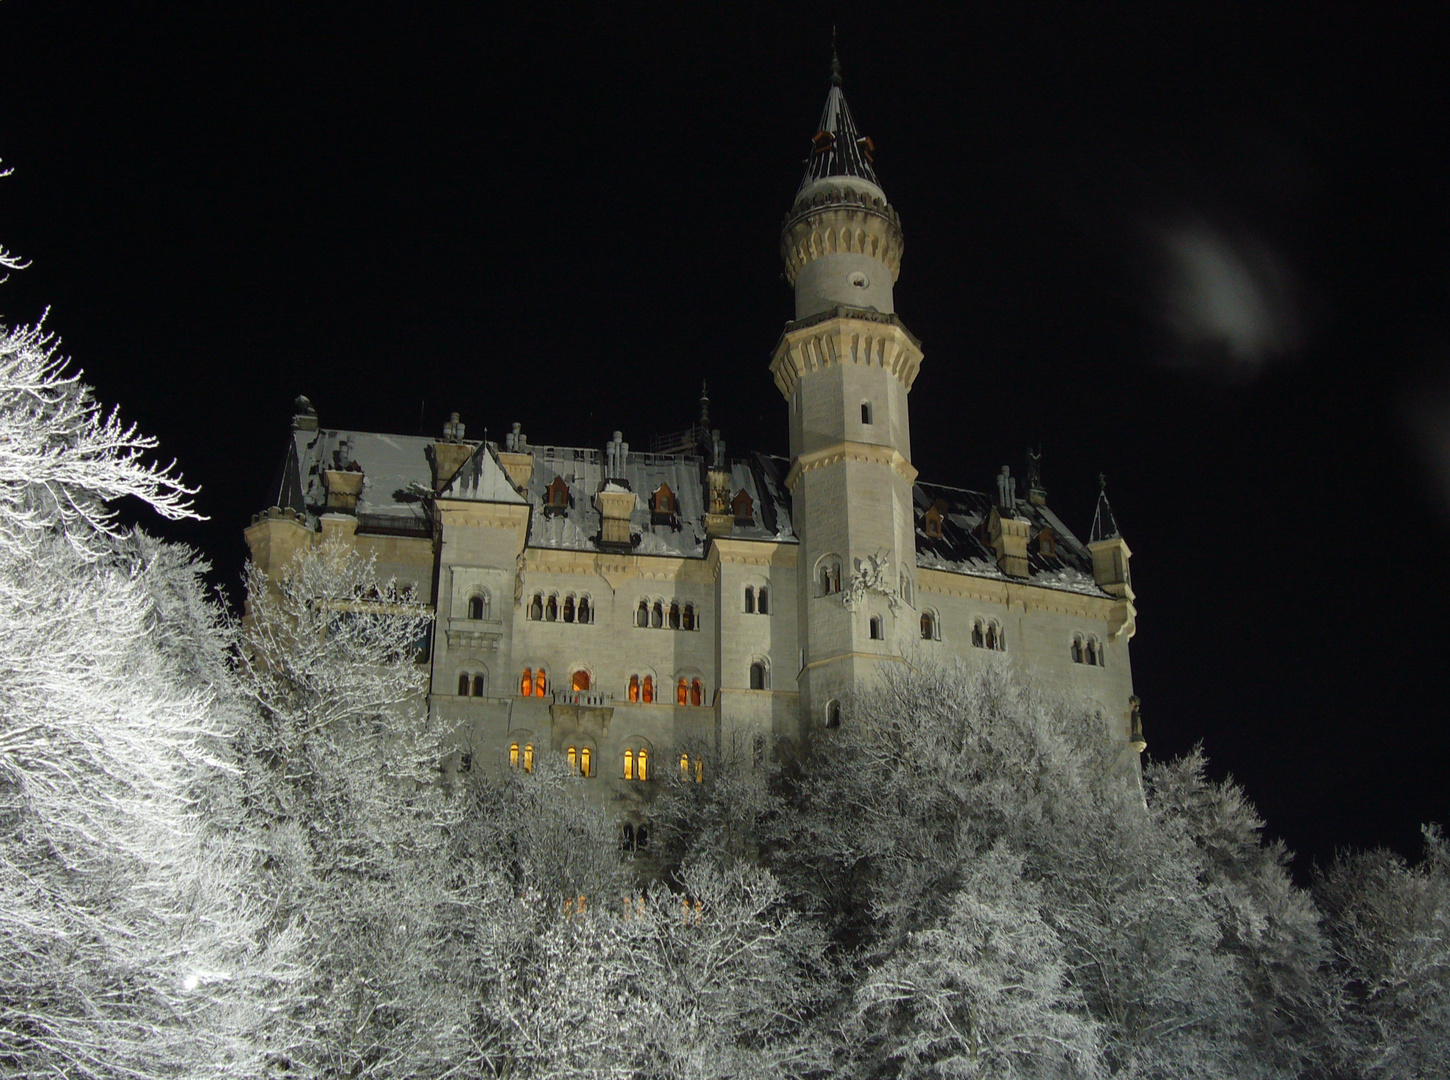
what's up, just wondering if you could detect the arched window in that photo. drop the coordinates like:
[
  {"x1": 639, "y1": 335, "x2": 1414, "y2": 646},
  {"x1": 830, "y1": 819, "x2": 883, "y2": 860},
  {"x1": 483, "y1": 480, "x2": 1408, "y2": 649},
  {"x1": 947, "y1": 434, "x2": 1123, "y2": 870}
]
[
  {"x1": 826, "y1": 700, "x2": 842, "y2": 728},
  {"x1": 972, "y1": 621, "x2": 985, "y2": 648},
  {"x1": 749, "y1": 662, "x2": 767, "y2": 691},
  {"x1": 1098, "y1": 640, "x2": 1107, "y2": 667},
  {"x1": 818, "y1": 557, "x2": 842, "y2": 596},
  {"x1": 680, "y1": 753, "x2": 691, "y2": 780},
  {"x1": 563, "y1": 595, "x2": 575, "y2": 623},
  {"x1": 744, "y1": 586, "x2": 755, "y2": 614},
  {"x1": 642, "y1": 675, "x2": 654, "y2": 704},
  {"x1": 567, "y1": 746, "x2": 578, "y2": 773},
  {"x1": 985, "y1": 624, "x2": 997, "y2": 651},
  {"x1": 572, "y1": 669, "x2": 590, "y2": 692},
  {"x1": 534, "y1": 668, "x2": 547, "y2": 697},
  {"x1": 669, "y1": 602, "x2": 680, "y2": 630},
  {"x1": 694, "y1": 756, "x2": 703, "y2": 782},
  {"x1": 682, "y1": 603, "x2": 695, "y2": 630},
  {"x1": 628, "y1": 674, "x2": 640, "y2": 702},
  {"x1": 458, "y1": 673, "x2": 470, "y2": 696},
  {"x1": 900, "y1": 573, "x2": 912, "y2": 607},
  {"x1": 690, "y1": 678, "x2": 703, "y2": 706},
  {"x1": 545, "y1": 595, "x2": 558, "y2": 622},
  {"x1": 638, "y1": 748, "x2": 649, "y2": 781},
  {"x1": 677, "y1": 678, "x2": 688, "y2": 706},
  {"x1": 622, "y1": 822, "x2": 635, "y2": 850},
  {"x1": 578, "y1": 596, "x2": 592, "y2": 624},
  {"x1": 580, "y1": 746, "x2": 592, "y2": 777},
  {"x1": 509, "y1": 742, "x2": 520, "y2": 769},
  {"x1": 472, "y1": 673, "x2": 485, "y2": 697},
  {"x1": 636, "y1": 824, "x2": 649, "y2": 848},
  {"x1": 1085, "y1": 640, "x2": 1097, "y2": 666},
  {"x1": 920, "y1": 612, "x2": 936, "y2": 640},
  {"x1": 651, "y1": 602, "x2": 663, "y2": 629},
  {"x1": 1071, "y1": 637, "x2": 1084, "y2": 664},
  {"x1": 624, "y1": 750, "x2": 634, "y2": 781},
  {"x1": 520, "y1": 668, "x2": 533, "y2": 697},
  {"x1": 468, "y1": 594, "x2": 487, "y2": 620},
  {"x1": 869, "y1": 616, "x2": 884, "y2": 640},
  {"x1": 861, "y1": 401, "x2": 873, "y2": 425},
  {"x1": 994, "y1": 623, "x2": 1006, "y2": 651},
  {"x1": 529, "y1": 594, "x2": 543, "y2": 621},
  {"x1": 758, "y1": 587, "x2": 769, "y2": 614},
  {"x1": 523, "y1": 743, "x2": 534, "y2": 772},
  {"x1": 546, "y1": 475, "x2": 570, "y2": 509}
]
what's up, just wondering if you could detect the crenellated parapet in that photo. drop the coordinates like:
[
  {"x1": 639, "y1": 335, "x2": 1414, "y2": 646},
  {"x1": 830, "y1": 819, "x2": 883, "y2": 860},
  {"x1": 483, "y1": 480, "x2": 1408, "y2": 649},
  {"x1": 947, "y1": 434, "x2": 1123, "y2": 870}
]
[
  {"x1": 768, "y1": 310, "x2": 924, "y2": 398},
  {"x1": 780, "y1": 185, "x2": 905, "y2": 286}
]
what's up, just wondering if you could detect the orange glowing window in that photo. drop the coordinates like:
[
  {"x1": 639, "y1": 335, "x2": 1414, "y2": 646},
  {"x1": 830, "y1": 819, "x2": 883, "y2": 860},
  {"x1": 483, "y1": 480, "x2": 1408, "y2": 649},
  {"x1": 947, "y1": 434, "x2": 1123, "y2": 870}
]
[
  {"x1": 642, "y1": 676, "x2": 654, "y2": 704},
  {"x1": 691, "y1": 678, "x2": 703, "y2": 707},
  {"x1": 520, "y1": 668, "x2": 533, "y2": 697},
  {"x1": 572, "y1": 670, "x2": 590, "y2": 692},
  {"x1": 677, "y1": 678, "x2": 688, "y2": 706},
  {"x1": 534, "y1": 668, "x2": 546, "y2": 697},
  {"x1": 628, "y1": 675, "x2": 640, "y2": 702}
]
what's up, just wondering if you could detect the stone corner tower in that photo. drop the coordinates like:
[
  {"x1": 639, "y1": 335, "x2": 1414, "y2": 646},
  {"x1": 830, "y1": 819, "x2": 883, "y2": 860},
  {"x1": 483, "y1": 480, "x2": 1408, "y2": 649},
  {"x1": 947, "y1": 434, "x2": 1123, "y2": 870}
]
[{"x1": 770, "y1": 50, "x2": 924, "y2": 729}]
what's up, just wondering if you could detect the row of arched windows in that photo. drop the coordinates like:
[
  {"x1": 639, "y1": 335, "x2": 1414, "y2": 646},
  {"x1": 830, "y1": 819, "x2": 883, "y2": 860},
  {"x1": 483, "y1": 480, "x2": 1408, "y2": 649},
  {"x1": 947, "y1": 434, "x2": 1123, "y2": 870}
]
[
  {"x1": 743, "y1": 586, "x2": 770, "y2": 614},
  {"x1": 519, "y1": 667, "x2": 548, "y2": 697},
  {"x1": 679, "y1": 753, "x2": 704, "y2": 782},
  {"x1": 527, "y1": 592, "x2": 593, "y2": 624},
  {"x1": 971, "y1": 619, "x2": 1007, "y2": 651},
  {"x1": 1072, "y1": 635, "x2": 1107, "y2": 666},
  {"x1": 566, "y1": 745, "x2": 594, "y2": 777},
  {"x1": 506, "y1": 738, "x2": 705, "y2": 786},
  {"x1": 623, "y1": 748, "x2": 649, "y2": 781},
  {"x1": 635, "y1": 599, "x2": 698, "y2": 630}
]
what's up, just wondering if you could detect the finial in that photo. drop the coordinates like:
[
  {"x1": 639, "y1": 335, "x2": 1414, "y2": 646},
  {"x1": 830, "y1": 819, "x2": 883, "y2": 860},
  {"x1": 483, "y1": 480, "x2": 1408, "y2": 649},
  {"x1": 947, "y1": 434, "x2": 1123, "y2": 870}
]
[
  {"x1": 699, "y1": 380, "x2": 710, "y2": 427},
  {"x1": 1098, "y1": 471, "x2": 1107, "y2": 493},
  {"x1": 830, "y1": 26, "x2": 842, "y2": 86}
]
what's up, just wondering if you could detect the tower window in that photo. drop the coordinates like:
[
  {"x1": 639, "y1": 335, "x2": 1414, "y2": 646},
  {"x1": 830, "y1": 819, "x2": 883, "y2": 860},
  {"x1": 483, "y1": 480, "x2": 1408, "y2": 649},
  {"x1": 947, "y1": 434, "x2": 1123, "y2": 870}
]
[
  {"x1": 628, "y1": 674, "x2": 640, "y2": 702},
  {"x1": 509, "y1": 742, "x2": 519, "y2": 769},
  {"x1": 677, "y1": 678, "x2": 688, "y2": 706},
  {"x1": 534, "y1": 668, "x2": 547, "y2": 696},
  {"x1": 680, "y1": 753, "x2": 691, "y2": 780},
  {"x1": 1071, "y1": 637, "x2": 1084, "y2": 664},
  {"x1": 580, "y1": 746, "x2": 592, "y2": 777},
  {"x1": 745, "y1": 586, "x2": 755, "y2": 614},
  {"x1": 818, "y1": 556, "x2": 842, "y2": 596},
  {"x1": 642, "y1": 675, "x2": 654, "y2": 704},
  {"x1": 972, "y1": 621, "x2": 984, "y2": 648},
  {"x1": 1085, "y1": 640, "x2": 1097, "y2": 666},
  {"x1": 624, "y1": 750, "x2": 634, "y2": 781},
  {"x1": 749, "y1": 662, "x2": 767, "y2": 691},
  {"x1": 869, "y1": 615, "x2": 884, "y2": 640},
  {"x1": 861, "y1": 402, "x2": 873, "y2": 425},
  {"x1": 731, "y1": 489, "x2": 754, "y2": 526},
  {"x1": 691, "y1": 678, "x2": 703, "y2": 706},
  {"x1": 568, "y1": 746, "x2": 577, "y2": 773},
  {"x1": 458, "y1": 673, "x2": 470, "y2": 696},
  {"x1": 758, "y1": 587, "x2": 769, "y2": 614},
  {"x1": 669, "y1": 602, "x2": 680, "y2": 630},
  {"x1": 545, "y1": 475, "x2": 570, "y2": 510}
]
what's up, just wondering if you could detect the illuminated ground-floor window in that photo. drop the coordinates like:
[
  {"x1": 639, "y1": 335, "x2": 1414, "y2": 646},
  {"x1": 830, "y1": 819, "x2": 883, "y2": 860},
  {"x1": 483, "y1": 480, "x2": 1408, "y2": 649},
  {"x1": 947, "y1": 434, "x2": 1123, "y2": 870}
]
[{"x1": 509, "y1": 741, "x2": 534, "y2": 773}]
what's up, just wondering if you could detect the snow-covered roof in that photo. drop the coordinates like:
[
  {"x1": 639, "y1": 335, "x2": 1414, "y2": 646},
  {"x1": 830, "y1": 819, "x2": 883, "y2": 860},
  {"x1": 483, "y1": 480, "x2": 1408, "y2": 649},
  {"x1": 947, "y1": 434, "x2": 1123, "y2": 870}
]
[{"x1": 279, "y1": 428, "x2": 434, "y2": 535}]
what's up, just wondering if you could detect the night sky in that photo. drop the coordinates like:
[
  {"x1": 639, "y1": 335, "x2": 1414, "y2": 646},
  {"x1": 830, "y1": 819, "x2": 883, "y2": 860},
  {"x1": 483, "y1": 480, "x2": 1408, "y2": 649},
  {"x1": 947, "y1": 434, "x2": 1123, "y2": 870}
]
[{"x1": 3, "y1": 4, "x2": 1446, "y2": 876}]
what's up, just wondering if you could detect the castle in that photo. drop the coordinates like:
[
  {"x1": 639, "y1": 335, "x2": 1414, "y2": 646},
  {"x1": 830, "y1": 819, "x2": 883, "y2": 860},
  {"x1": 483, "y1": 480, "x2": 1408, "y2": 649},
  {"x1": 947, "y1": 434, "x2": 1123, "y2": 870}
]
[{"x1": 246, "y1": 59, "x2": 1141, "y2": 836}]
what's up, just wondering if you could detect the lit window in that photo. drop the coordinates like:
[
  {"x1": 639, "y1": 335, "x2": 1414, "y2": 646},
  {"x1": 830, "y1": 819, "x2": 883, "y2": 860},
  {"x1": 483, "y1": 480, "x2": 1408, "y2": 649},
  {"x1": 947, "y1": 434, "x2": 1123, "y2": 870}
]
[
  {"x1": 758, "y1": 587, "x2": 769, "y2": 615},
  {"x1": 749, "y1": 662, "x2": 766, "y2": 691},
  {"x1": 568, "y1": 746, "x2": 578, "y2": 772},
  {"x1": 869, "y1": 616, "x2": 883, "y2": 640},
  {"x1": 472, "y1": 673, "x2": 485, "y2": 697},
  {"x1": 580, "y1": 747, "x2": 592, "y2": 777},
  {"x1": 624, "y1": 750, "x2": 634, "y2": 780},
  {"x1": 520, "y1": 668, "x2": 533, "y2": 697},
  {"x1": 680, "y1": 753, "x2": 690, "y2": 780},
  {"x1": 745, "y1": 586, "x2": 755, "y2": 614},
  {"x1": 690, "y1": 678, "x2": 702, "y2": 707},
  {"x1": 694, "y1": 756, "x2": 703, "y2": 782},
  {"x1": 629, "y1": 674, "x2": 640, "y2": 702},
  {"x1": 546, "y1": 475, "x2": 570, "y2": 509},
  {"x1": 534, "y1": 668, "x2": 547, "y2": 697},
  {"x1": 509, "y1": 742, "x2": 520, "y2": 768},
  {"x1": 642, "y1": 675, "x2": 654, "y2": 704},
  {"x1": 459, "y1": 673, "x2": 470, "y2": 696},
  {"x1": 677, "y1": 678, "x2": 688, "y2": 706},
  {"x1": 638, "y1": 748, "x2": 649, "y2": 781},
  {"x1": 523, "y1": 744, "x2": 534, "y2": 772},
  {"x1": 572, "y1": 669, "x2": 590, "y2": 692}
]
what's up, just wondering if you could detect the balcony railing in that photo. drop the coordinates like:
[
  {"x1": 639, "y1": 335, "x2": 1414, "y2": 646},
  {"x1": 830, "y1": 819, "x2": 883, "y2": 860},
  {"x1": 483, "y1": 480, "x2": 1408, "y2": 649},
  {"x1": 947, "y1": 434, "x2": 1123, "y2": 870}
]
[{"x1": 552, "y1": 690, "x2": 614, "y2": 708}]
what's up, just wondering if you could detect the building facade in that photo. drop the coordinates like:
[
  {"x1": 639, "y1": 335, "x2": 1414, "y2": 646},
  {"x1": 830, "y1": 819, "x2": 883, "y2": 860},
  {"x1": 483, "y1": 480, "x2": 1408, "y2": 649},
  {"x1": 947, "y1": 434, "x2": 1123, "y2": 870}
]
[{"x1": 246, "y1": 65, "x2": 1141, "y2": 828}]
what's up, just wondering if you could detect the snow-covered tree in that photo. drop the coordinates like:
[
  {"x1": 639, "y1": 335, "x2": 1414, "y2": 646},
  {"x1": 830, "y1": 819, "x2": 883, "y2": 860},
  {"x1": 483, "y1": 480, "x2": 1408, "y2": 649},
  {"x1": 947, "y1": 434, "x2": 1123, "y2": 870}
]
[
  {"x1": 1314, "y1": 825, "x2": 1450, "y2": 1080},
  {"x1": 235, "y1": 539, "x2": 485, "y2": 1077},
  {"x1": 0, "y1": 322, "x2": 305, "y2": 1077}
]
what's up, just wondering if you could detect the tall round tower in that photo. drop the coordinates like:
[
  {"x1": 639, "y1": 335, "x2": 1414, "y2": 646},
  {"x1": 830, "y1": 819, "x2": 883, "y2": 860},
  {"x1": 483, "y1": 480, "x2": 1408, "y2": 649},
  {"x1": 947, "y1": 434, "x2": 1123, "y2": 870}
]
[{"x1": 771, "y1": 52, "x2": 925, "y2": 728}]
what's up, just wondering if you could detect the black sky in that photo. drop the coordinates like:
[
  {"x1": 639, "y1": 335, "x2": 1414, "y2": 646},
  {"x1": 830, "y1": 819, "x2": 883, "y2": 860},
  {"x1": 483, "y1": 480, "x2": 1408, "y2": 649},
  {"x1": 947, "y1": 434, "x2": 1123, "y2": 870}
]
[{"x1": 3, "y1": 3, "x2": 1447, "y2": 876}]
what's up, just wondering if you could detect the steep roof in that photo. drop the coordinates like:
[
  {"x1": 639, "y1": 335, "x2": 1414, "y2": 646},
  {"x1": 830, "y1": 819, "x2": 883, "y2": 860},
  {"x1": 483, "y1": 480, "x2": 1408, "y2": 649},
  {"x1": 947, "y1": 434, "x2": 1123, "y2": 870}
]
[
  {"x1": 798, "y1": 61, "x2": 881, "y2": 194},
  {"x1": 281, "y1": 427, "x2": 434, "y2": 534},
  {"x1": 1089, "y1": 478, "x2": 1121, "y2": 542}
]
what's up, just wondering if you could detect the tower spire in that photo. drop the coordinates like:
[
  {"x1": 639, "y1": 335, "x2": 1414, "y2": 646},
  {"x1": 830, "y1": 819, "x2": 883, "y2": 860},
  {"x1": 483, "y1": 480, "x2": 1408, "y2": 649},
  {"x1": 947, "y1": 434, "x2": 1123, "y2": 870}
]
[
  {"x1": 1090, "y1": 473, "x2": 1121, "y2": 542},
  {"x1": 830, "y1": 26, "x2": 842, "y2": 87},
  {"x1": 799, "y1": 33, "x2": 879, "y2": 194}
]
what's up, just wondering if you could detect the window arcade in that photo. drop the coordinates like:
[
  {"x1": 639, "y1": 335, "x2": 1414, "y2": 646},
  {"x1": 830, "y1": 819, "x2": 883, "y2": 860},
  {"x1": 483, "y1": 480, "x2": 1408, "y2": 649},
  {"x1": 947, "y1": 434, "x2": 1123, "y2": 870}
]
[
  {"x1": 971, "y1": 618, "x2": 1006, "y2": 652},
  {"x1": 508, "y1": 741, "x2": 535, "y2": 773},
  {"x1": 817, "y1": 556, "x2": 843, "y2": 596},
  {"x1": 1071, "y1": 633, "x2": 1106, "y2": 667},
  {"x1": 519, "y1": 667, "x2": 547, "y2": 697}
]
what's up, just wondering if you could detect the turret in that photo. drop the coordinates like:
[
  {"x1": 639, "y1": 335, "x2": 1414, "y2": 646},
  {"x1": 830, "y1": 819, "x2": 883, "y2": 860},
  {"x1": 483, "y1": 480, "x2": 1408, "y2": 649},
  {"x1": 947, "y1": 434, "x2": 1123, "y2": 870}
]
[{"x1": 1088, "y1": 474, "x2": 1137, "y2": 640}]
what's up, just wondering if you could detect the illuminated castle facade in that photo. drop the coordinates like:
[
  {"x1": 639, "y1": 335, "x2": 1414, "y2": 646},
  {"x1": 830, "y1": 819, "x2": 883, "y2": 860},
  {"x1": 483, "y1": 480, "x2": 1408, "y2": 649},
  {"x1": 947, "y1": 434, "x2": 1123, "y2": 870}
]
[{"x1": 246, "y1": 63, "x2": 1141, "y2": 832}]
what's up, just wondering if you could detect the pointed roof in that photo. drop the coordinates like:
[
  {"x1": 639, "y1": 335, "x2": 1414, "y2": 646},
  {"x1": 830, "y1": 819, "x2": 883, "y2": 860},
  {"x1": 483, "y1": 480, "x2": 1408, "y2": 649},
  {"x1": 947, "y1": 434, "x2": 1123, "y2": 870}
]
[
  {"x1": 798, "y1": 47, "x2": 881, "y2": 194},
  {"x1": 1089, "y1": 474, "x2": 1121, "y2": 542}
]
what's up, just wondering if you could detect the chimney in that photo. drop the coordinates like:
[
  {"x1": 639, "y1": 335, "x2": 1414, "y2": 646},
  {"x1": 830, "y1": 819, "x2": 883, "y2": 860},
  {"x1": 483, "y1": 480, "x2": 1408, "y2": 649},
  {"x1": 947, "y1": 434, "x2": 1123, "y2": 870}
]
[
  {"x1": 985, "y1": 505, "x2": 1030, "y2": 578},
  {"x1": 427, "y1": 411, "x2": 475, "y2": 493},
  {"x1": 497, "y1": 421, "x2": 535, "y2": 490},
  {"x1": 704, "y1": 464, "x2": 733, "y2": 539},
  {"x1": 605, "y1": 430, "x2": 630, "y2": 481},
  {"x1": 594, "y1": 485, "x2": 637, "y2": 550}
]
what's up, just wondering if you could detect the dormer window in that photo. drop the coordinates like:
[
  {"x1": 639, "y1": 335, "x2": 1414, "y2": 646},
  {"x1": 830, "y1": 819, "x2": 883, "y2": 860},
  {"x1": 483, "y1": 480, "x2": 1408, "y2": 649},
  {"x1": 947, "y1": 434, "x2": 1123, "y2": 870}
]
[
  {"x1": 545, "y1": 475, "x2": 570, "y2": 514},
  {"x1": 1037, "y1": 527, "x2": 1057, "y2": 558},
  {"x1": 811, "y1": 130, "x2": 835, "y2": 155},
  {"x1": 922, "y1": 499, "x2": 947, "y2": 540},
  {"x1": 651, "y1": 482, "x2": 676, "y2": 525},
  {"x1": 731, "y1": 489, "x2": 754, "y2": 527}
]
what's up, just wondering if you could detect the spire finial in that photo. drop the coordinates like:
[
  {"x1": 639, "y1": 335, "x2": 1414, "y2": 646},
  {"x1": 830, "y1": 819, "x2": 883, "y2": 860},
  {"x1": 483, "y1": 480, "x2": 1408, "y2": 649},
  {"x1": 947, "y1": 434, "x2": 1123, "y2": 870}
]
[
  {"x1": 830, "y1": 26, "x2": 842, "y2": 86},
  {"x1": 1098, "y1": 471, "x2": 1107, "y2": 493},
  {"x1": 699, "y1": 380, "x2": 710, "y2": 427}
]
